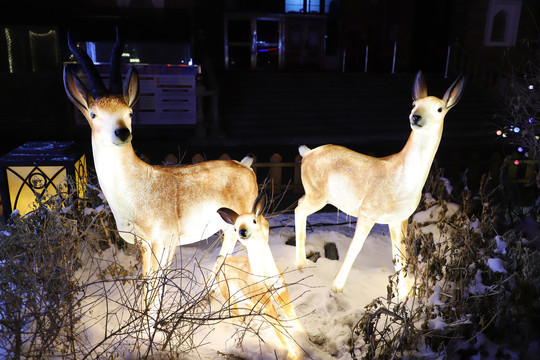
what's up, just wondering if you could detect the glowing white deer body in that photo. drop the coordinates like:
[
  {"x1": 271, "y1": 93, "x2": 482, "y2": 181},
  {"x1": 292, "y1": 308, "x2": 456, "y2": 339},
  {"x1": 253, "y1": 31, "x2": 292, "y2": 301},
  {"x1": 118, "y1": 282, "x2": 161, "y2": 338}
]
[
  {"x1": 63, "y1": 32, "x2": 258, "y2": 298},
  {"x1": 295, "y1": 71, "x2": 465, "y2": 295},
  {"x1": 217, "y1": 195, "x2": 305, "y2": 360}
]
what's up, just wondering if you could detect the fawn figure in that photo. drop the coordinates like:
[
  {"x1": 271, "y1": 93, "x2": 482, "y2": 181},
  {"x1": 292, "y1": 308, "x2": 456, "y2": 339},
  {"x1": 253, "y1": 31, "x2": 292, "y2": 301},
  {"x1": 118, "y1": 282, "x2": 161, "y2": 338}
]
[
  {"x1": 217, "y1": 194, "x2": 305, "y2": 360},
  {"x1": 295, "y1": 71, "x2": 465, "y2": 295}
]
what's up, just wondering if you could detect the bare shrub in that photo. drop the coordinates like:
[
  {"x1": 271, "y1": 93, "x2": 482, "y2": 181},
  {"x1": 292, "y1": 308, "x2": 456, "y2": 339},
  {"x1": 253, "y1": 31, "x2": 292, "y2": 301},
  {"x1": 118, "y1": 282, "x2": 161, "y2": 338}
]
[
  {"x1": 0, "y1": 173, "x2": 308, "y2": 359},
  {"x1": 350, "y1": 170, "x2": 540, "y2": 359}
]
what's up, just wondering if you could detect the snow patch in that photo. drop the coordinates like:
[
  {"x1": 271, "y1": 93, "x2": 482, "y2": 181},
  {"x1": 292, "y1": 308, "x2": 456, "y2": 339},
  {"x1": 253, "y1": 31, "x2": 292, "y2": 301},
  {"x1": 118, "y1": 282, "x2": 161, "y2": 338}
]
[
  {"x1": 469, "y1": 269, "x2": 488, "y2": 294},
  {"x1": 487, "y1": 258, "x2": 508, "y2": 274},
  {"x1": 413, "y1": 202, "x2": 459, "y2": 225},
  {"x1": 494, "y1": 236, "x2": 507, "y2": 255},
  {"x1": 428, "y1": 316, "x2": 446, "y2": 330},
  {"x1": 428, "y1": 285, "x2": 444, "y2": 307}
]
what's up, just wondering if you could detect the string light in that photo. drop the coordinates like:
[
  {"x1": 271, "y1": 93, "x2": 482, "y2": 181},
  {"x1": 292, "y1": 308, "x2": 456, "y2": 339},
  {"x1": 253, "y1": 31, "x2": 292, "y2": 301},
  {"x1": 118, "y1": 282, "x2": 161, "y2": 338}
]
[
  {"x1": 513, "y1": 126, "x2": 521, "y2": 133},
  {"x1": 496, "y1": 130, "x2": 503, "y2": 136},
  {"x1": 528, "y1": 85, "x2": 534, "y2": 90},
  {"x1": 514, "y1": 160, "x2": 520, "y2": 165},
  {"x1": 529, "y1": 118, "x2": 534, "y2": 123},
  {"x1": 518, "y1": 147, "x2": 523, "y2": 152}
]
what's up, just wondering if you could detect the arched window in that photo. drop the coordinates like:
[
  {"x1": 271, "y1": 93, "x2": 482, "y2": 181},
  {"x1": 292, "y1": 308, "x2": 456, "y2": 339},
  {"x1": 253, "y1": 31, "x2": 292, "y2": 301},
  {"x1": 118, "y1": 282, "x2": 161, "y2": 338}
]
[
  {"x1": 490, "y1": 10, "x2": 507, "y2": 42},
  {"x1": 128, "y1": 0, "x2": 154, "y2": 7},
  {"x1": 484, "y1": 0, "x2": 522, "y2": 46}
]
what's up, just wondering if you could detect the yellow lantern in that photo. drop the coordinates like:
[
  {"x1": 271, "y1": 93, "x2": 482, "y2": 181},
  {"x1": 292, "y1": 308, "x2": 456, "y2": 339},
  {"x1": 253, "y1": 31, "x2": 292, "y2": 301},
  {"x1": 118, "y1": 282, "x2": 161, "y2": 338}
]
[{"x1": 0, "y1": 141, "x2": 87, "y2": 219}]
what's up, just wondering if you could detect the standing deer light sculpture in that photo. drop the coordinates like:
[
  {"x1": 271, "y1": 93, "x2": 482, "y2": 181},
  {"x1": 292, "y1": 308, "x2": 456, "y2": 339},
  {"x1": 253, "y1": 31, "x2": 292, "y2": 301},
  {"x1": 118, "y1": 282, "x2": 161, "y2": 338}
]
[
  {"x1": 63, "y1": 31, "x2": 258, "y2": 304},
  {"x1": 295, "y1": 71, "x2": 465, "y2": 295},
  {"x1": 217, "y1": 195, "x2": 306, "y2": 360}
]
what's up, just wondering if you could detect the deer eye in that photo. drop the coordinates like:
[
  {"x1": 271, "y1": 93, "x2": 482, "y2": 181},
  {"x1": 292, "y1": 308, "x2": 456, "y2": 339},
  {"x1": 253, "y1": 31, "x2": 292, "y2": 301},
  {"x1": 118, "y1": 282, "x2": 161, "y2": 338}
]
[
  {"x1": 412, "y1": 102, "x2": 416, "y2": 108},
  {"x1": 253, "y1": 219, "x2": 257, "y2": 224},
  {"x1": 129, "y1": 112, "x2": 133, "y2": 118},
  {"x1": 437, "y1": 107, "x2": 443, "y2": 113},
  {"x1": 90, "y1": 113, "x2": 96, "y2": 119}
]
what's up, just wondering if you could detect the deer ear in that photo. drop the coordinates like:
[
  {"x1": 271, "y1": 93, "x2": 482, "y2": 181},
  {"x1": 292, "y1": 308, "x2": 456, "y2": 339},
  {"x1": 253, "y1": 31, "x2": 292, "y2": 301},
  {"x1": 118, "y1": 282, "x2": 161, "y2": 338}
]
[
  {"x1": 252, "y1": 193, "x2": 266, "y2": 217},
  {"x1": 443, "y1": 75, "x2": 465, "y2": 110},
  {"x1": 123, "y1": 67, "x2": 140, "y2": 107},
  {"x1": 218, "y1": 208, "x2": 238, "y2": 225},
  {"x1": 63, "y1": 66, "x2": 92, "y2": 113},
  {"x1": 412, "y1": 70, "x2": 427, "y2": 101}
]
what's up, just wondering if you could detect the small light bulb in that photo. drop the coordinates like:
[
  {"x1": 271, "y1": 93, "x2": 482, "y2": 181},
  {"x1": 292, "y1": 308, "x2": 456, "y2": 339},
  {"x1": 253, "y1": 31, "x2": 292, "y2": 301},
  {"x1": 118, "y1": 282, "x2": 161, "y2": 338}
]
[
  {"x1": 514, "y1": 160, "x2": 520, "y2": 165},
  {"x1": 529, "y1": 118, "x2": 534, "y2": 123},
  {"x1": 529, "y1": 85, "x2": 534, "y2": 90},
  {"x1": 525, "y1": 152, "x2": 529, "y2": 157},
  {"x1": 514, "y1": 127, "x2": 521, "y2": 133},
  {"x1": 496, "y1": 130, "x2": 503, "y2": 136},
  {"x1": 518, "y1": 147, "x2": 523, "y2": 152}
]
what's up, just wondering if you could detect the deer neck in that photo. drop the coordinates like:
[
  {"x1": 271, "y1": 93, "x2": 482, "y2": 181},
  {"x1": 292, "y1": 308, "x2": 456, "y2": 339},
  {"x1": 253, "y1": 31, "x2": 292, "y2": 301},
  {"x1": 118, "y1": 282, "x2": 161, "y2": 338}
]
[
  {"x1": 244, "y1": 241, "x2": 281, "y2": 279},
  {"x1": 91, "y1": 136, "x2": 147, "y2": 204},
  {"x1": 395, "y1": 125, "x2": 443, "y2": 189}
]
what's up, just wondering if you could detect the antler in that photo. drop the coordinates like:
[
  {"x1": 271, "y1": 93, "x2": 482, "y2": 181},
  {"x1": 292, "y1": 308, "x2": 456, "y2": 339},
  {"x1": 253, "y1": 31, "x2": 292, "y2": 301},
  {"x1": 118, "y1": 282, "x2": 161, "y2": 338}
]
[
  {"x1": 67, "y1": 30, "x2": 107, "y2": 99},
  {"x1": 108, "y1": 27, "x2": 124, "y2": 95}
]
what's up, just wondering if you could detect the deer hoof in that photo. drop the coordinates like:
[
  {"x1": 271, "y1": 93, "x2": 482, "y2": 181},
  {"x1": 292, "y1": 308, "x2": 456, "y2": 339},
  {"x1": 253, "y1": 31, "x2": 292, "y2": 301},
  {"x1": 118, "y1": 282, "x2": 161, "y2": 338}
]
[{"x1": 330, "y1": 282, "x2": 344, "y2": 293}]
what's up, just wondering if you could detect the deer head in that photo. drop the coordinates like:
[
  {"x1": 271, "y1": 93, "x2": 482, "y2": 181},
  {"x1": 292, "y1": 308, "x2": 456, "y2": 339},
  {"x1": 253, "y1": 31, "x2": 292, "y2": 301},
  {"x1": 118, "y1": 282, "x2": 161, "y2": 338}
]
[
  {"x1": 217, "y1": 193, "x2": 269, "y2": 246},
  {"x1": 409, "y1": 71, "x2": 464, "y2": 131},
  {"x1": 63, "y1": 29, "x2": 140, "y2": 147}
]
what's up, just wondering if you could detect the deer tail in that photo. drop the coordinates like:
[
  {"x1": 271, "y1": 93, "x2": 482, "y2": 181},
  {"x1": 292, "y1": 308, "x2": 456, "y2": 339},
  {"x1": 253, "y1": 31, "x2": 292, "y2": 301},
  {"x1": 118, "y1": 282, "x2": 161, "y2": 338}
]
[
  {"x1": 298, "y1": 145, "x2": 311, "y2": 157},
  {"x1": 240, "y1": 156, "x2": 254, "y2": 167}
]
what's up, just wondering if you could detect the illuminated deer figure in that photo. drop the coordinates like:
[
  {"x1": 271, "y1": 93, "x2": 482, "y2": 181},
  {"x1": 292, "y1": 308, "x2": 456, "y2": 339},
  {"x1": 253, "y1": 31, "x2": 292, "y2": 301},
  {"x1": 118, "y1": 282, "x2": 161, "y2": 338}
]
[
  {"x1": 295, "y1": 71, "x2": 465, "y2": 295},
  {"x1": 217, "y1": 194, "x2": 305, "y2": 360},
  {"x1": 63, "y1": 31, "x2": 258, "y2": 304}
]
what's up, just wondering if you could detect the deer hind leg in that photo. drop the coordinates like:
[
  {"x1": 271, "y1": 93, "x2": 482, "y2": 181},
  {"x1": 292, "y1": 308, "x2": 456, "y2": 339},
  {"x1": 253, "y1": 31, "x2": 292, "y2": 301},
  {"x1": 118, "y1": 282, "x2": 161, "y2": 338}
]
[
  {"x1": 294, "y1": 194, "x2": 326, "y2": 269},
  {"x1": 389, "y1": 219, "x2": 412, "y2": 298},
  {"x1": 331, "y1": 215, "x2": 374, "y2": 293},
  {"x1": 216, "y1": 273, "x2": 241, "y2": 318},
  {"x1": 263, "y1": 302, "x2": 300, "y2": 360},
  {"x1": 274, "y1": 286, "x2": 305, "y2": 335}
]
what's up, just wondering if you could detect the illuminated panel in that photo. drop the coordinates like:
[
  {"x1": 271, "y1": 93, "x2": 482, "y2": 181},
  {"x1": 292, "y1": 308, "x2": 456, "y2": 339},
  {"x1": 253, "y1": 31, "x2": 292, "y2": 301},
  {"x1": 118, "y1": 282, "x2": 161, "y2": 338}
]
[
  {"x1": 0, "y1": 142, "x2": 87, "y2": 218},
  {"x1": 66, "y1": 63, "x2": 199, "y2": 126},
  {"x1": 6, "y1": 165, "x2": 66, "y2": 215}
]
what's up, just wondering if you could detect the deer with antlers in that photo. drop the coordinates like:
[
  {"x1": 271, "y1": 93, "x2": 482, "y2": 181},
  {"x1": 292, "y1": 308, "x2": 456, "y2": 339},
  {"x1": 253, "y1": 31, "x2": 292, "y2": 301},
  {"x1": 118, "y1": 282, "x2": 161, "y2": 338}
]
[
  {"x1": 217, "y1": 194, "x2": 306, "y2": 360},
  {"x1": 295, "y1": 71, "x2": 465, "y2": 296},
  {"x1": 63, "y1": 30, "x2": 258, "y2": 304}
]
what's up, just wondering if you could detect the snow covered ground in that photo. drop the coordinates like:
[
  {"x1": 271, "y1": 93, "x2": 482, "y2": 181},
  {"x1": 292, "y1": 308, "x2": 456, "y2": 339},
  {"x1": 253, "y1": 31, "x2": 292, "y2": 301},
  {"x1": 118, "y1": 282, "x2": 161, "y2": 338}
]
[{"x1": 77, "y1": 210, "x2": 396, "y2": 359}]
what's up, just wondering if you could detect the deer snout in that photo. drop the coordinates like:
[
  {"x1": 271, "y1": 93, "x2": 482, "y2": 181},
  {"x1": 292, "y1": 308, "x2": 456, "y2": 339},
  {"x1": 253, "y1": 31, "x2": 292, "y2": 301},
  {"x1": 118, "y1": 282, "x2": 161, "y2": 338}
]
[
  {"x1": 410, "y1": 114, "x2": 422, "y2": 128},
  {"x1": 114, "y1": 127, "x2": 132, "y2": 144},
  {"x1": 238, "y1": 227, "x2": 251, "y2": 239}
]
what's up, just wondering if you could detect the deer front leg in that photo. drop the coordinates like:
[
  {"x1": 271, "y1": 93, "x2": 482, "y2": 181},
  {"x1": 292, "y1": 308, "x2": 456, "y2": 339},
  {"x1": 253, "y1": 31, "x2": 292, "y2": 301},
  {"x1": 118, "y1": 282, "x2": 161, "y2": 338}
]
[
  {"x1": 207, "y1": 229, "x2": 238, "y2": 295},
  {"x1": 138, "y1": 241, "x2": 156, "y2": 310},
  {"x1": 389, "y1": 219, "x2": 412, "y2": 298},
  {"x1": 219, "y1": 226, "x2": 238, "y2": 257},
  {"x1": 331, "y1": 215, "x2": 374, "y2": 293},
  {"x1": 140, "y1": 242, "x2": 152, "y2": 278},
  {"x1": 294, "y1": 195, "x2": 325, "y2": 270}
]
